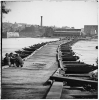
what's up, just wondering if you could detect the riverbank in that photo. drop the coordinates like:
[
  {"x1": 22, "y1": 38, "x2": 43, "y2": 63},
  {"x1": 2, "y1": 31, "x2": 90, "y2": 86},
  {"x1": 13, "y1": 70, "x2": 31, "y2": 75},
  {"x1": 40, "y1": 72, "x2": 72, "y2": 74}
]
[{"x1": 2, "y1": 40, "x2": 70, "y2": 99}]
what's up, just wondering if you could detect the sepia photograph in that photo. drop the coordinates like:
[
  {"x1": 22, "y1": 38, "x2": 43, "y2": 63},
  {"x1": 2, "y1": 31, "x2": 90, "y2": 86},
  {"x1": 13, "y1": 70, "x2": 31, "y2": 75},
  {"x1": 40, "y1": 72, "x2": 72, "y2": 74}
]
[{"x1": 1, "y1": 0, "x2": 98, "y2": 99}]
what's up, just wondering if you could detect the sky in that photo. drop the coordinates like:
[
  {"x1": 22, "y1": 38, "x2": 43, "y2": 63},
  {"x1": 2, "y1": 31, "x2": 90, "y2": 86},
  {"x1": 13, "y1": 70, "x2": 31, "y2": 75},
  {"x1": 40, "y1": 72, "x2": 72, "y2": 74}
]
[{"x1": 3, "y1": 0, "x2": 98, "y2": 28}]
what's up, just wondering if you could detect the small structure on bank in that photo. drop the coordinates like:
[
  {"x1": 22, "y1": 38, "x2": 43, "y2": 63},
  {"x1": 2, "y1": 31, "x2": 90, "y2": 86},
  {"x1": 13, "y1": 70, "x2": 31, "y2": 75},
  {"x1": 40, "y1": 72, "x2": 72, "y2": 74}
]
[
  {"x1": 2, "y1": 32, "x2": 19, "y2": 38},
  {"x1": 7, "y1": 32, "x2": 19, "y2": 38}
]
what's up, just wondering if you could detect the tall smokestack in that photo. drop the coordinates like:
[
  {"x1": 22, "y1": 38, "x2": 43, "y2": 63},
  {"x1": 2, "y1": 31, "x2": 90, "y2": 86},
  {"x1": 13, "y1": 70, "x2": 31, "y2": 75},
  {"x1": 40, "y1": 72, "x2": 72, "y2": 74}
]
[{"x1": 41, "y1": 16, "x2": 43, "y2": 27}]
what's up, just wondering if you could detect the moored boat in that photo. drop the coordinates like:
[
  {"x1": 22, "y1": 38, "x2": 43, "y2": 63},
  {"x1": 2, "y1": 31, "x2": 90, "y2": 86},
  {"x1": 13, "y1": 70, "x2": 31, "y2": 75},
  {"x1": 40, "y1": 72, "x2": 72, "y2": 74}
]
[
  {"x1": 61, "y1": 52, "x2": 75, "y2": 55},
  {"x1": 62, "y1": 61, "x2": 84, "y2": 64},
  {"x1": 23, "y1": 47, "x2": 36, "y2": 51},
  {"x1": 62, "y1": 56, "x2": 79, "y2": 61},
  {"x1": 19, "y1": 53, "x2": 29, "y2": 59},
  {"x1": 60, "y1": 49, "x2": 73, "y2": 52},
  {"x1": 15, "y1": 50, "x2": 23, "y2": 53}
]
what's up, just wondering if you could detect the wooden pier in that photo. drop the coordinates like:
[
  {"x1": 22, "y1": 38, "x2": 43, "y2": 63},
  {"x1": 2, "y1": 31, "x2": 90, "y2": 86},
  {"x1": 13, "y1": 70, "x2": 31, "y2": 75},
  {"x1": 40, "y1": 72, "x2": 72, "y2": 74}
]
[
  {"x1": 2, "y1": 40, "x2": 69, "y2": 99},
  {"x1": 2, "y1": 39, "x2": 97, "y2": 99}
]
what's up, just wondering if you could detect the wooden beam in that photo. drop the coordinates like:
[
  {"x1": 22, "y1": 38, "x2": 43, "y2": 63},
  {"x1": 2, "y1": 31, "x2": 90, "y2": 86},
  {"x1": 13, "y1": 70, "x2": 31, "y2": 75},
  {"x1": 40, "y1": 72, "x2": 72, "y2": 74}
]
[
  {"x1": 63, "y1": 86, "x2": 84, "y2": 90},
  {"x1": 64, "y1": 74, "x2": 90, "y2": 77},
  {"x1": 69, "y1": 93, "x2": 97, "y2": 98},
  {"x1": 46, "y1": 82, "x2": 63, "y2": 99},
  {"x1": 63, "y1": 89, "x2": 97, "y2": 98},
  {"x1": 50, "y1": 75, "x2": 97, "y2": 85}
]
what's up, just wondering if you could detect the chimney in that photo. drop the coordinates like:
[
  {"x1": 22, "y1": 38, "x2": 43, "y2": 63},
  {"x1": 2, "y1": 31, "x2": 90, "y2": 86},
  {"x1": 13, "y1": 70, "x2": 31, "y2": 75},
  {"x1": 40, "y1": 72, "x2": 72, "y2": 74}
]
[{"x1": 41, "y1": 16, "x2": 43, "y2": 27}]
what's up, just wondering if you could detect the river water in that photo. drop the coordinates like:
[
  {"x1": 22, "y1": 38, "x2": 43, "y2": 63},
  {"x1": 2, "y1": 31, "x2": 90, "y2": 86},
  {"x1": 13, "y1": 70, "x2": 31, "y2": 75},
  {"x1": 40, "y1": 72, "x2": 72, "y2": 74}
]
[
  {"x1": 2, "y1": 38, "x2": 59, "y2": 57},
  {"x1": 2, "y1": 38, "x2": 98, "y2": 66},
  {"x1": 72, "y1": 39, "x2": 98, "y2": 66}
]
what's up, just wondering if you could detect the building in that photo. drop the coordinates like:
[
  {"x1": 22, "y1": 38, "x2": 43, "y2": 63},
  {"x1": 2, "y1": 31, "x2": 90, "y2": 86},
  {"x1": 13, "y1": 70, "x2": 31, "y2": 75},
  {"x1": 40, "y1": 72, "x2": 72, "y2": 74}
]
[
  {"x1": 84, "y1": 25, "x2": 98, "y2": 36},
  {"x1": 53, "y1": 28, "x2": 81, "y2": 38},
  {"x1": 6, "y1": 32, "x2": 19, "y2": 38}
]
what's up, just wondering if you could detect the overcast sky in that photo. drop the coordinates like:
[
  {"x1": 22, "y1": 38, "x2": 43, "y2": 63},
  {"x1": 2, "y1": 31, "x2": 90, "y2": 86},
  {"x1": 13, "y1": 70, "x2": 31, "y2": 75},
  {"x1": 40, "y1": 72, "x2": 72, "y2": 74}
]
[{"x1": 3, "y1": 0, "x2": 98, "y2": 28}]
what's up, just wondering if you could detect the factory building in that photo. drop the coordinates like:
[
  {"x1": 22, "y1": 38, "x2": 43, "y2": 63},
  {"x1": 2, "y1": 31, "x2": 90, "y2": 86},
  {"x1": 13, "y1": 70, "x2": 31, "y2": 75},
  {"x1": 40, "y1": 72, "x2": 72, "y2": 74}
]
[
  {"x1": 53, "y1": 28, "x2": 81, "y2": 38},
  {"x1": 84, "y1": 25, "x2": 98, "y2": 36}
]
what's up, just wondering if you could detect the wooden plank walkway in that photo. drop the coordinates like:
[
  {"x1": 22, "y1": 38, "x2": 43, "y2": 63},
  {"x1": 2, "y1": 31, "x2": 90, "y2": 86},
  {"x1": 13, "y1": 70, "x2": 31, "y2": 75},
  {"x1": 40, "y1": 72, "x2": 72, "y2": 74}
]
[
  {"x1": 2, "y1": 40, "x2": 69, "y2": 99},
  {"x1": 46, "y1": 82, "x2": 63, "y2": 99}
]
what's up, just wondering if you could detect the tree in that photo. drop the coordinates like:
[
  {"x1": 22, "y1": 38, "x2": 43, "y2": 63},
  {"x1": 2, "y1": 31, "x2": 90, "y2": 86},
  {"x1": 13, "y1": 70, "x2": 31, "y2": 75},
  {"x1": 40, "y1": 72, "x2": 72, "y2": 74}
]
[{"x1": 2, "y1": 1, "x2": 11, "y2": 14}]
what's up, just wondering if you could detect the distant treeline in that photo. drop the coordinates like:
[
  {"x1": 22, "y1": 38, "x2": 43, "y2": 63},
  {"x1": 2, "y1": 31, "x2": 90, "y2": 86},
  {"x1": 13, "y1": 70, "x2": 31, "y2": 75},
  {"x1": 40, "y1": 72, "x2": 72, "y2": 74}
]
[
  {"x1": 2, "y1": 22, "x2": 55, "y2": 38},
  {"x1": 2, "y1": 22, "x2": 78, "y2": 38}
]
